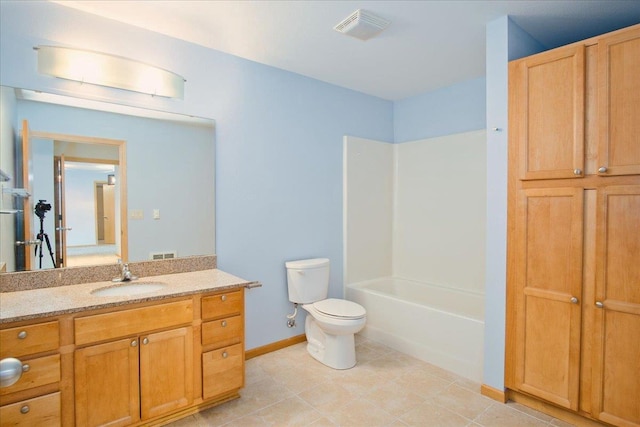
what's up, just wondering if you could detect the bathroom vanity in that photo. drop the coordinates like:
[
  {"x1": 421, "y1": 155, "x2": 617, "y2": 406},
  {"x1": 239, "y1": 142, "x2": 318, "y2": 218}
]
[{"x1": 0, "y1": 266, "x2": 256, "y2": 426}]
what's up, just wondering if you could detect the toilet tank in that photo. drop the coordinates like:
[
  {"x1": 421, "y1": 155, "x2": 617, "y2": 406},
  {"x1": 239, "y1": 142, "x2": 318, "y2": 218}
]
[{"x1": 286, "y1": 258, "x2": 330, "y2": 304}]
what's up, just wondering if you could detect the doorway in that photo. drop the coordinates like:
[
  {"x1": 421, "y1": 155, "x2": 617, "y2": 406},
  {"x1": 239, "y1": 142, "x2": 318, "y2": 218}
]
[
  {"x1": 21, "y1": 128, "x2": 128, "y2": 270},
  {"x1": 59, "y1": 159, "x2": 121, "y2": 268}
]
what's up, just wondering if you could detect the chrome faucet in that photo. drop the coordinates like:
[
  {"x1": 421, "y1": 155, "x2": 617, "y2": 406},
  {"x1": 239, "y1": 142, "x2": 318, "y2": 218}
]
[{"x1": 113, "y1": 259, "x2": 138, "y2": 282}]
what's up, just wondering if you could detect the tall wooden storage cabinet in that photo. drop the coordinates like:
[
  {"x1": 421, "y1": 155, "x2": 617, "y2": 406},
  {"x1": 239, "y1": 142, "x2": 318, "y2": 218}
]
[{"x1": 506, "y1": 24, "x2": 640, "y2": 427}]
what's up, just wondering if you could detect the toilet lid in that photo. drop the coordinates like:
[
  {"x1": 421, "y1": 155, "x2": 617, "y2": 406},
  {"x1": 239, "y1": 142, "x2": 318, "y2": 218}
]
[{"x1": 313, "y1": 299, "x2": 366, "y2": 319}]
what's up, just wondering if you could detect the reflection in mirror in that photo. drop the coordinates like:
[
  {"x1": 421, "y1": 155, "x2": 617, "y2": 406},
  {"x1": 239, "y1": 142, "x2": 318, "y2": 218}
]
[
  {"x1": 30, "y1": 133, "x2": 125, "y2": 270},
  {"x1": 63, "y1": 159, "x2": 121, "y2": 267},
  {"x1": 0, "y1": 86, "x2": 215, "y2": 273}
]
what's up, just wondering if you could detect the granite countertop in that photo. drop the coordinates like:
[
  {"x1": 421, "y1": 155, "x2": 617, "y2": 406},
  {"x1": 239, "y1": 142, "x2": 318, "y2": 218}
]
[{"x1": 0, "y1": 269, "x2": 259, "y2": 324}]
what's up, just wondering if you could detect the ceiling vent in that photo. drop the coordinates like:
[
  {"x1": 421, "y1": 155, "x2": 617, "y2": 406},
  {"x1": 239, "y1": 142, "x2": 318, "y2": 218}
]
[{"x1": 334, "y1": 9, "x2": 390, "y2": 41}]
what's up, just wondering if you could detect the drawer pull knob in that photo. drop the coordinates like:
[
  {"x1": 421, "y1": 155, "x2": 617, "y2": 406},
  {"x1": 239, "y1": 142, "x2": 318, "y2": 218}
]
[
  {"x1": 0, "y1": 358, "x2": 23, "y2": 387},
  {"x1": 22, "y1": 364, "x2": 30, "y2": 373},
  {"x1": 17, "y1": 331, "x2": 27, "y2": 340},
  {"x1": 222, "y1": 351, "x2": 228, "y2": 359},
  {"x1": 221, "y1": 320, "x2": 227, "y2": 327},
  {"x1": 142, "y1": 338, "x2": 149, "y2": 345},
  {"x1": 131, "y1": 340, "x2": 138, "y2": 347},
  {"x1": 598, "y1": 166, "x2": 608, "y2": 173},
  {"x1": 595, "y1": 301, "x2": 604, "y2": 308},
  {"x1": 221, "y1": 295, "x2": 227, "y2": 302},
  {"x1": 20, "y1": 405, "x2": 30, "y2": 414},
  {"x1": 573, "y1": 168, "x2": 582, "y2": 176}
]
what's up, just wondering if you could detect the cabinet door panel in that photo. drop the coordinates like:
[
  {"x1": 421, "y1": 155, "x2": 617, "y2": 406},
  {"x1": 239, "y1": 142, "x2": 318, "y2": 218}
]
[
  {"x1": 202, "y1": 343, "x2": 244, "y2": 400},
  {"x1": 592, "y1": 185, "x2": 640, "y2": 426},
  {"x1": 202, "y1": 315, "x2": 243, "y2": 348},
  {"x1": 75, "y1": 299, "x2": 193, "y2": 345},
  {"x1": 202, "y1": 290, "x2": 242, "y2": 320},
  {"x1": 514, "y1": 188, "x2": 583, "y2": 410},
  {"x1": 0, "y1": 392, "x2": 60, "y2": 427},
  {"x1": 0, "y1": 354, "x2": 60, "y2": 396},
  {"x1": 521, "y1": 296, "x2": 573, "y2": 400},
  {"x1": 75, "y1": 338, "x2": 140, "y2": 427},
  {"x1": 139, "y1": 327, "x2": 193, "y2": 420},
  {"x1": 598, "y1": 27, "x2": 640, "y2": 176},
  {"x1": 0, "y1": 321, "x2": 59, "y2": 358},
  {"x1": 514, "y1": 45, "x2": 585, "y2": 180}
]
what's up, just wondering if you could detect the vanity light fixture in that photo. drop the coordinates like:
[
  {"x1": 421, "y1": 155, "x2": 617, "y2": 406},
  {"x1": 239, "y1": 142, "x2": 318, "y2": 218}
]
[
  {"x1": 107, "y1": 174, "x2": 116, "y2": 185},
  {"x1": 35, "y1": 45, "x2": 185, "y2": 99}
]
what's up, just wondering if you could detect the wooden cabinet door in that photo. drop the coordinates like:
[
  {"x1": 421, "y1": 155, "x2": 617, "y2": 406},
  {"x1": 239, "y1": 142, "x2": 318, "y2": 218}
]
[
  {"x1": 75, "y1": 338, "x2": 140, "y2": 427},
  {"x1": 513, "y1": 188, "x2": 584, "y2": 410},
  {"x1": 0, "y1": 392, "x2": 60, "y2": 427},
  {"x1": 139, "y1": 327, "x2": 193, "y2": 420},
  {"x1": 592, "y1": 185, "x2": 640, "y2": 426},
  {"x1": 512, "y1": 45, "x2": 585, "y2": 180},
  {"x1": 202, "y1": 343, "x2": 244, "y2": 400},
  {"x1": 598, "y1": 26, "x2": 640, "y2": 177}
]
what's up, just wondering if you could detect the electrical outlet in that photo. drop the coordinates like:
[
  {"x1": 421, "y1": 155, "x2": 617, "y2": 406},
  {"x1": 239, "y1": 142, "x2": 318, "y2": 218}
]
[
  {"x1": 130, "y1": 209, "x2": 143, "y2": 220},
  {"x1": 153, "y1": 209, "x2": 160, "y2": 219}
]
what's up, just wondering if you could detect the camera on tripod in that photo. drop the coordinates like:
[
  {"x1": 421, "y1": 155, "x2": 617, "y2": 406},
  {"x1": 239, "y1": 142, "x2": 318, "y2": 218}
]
[
  {"x1": 35, "y1": 200, "x2": 51, "y2": 220},
  {"x1": 33, "y1": 199, "x2": 56, "y2": 268}
]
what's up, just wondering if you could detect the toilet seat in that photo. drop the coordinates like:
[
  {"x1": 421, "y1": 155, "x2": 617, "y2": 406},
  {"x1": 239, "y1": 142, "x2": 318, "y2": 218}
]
[{"x1": 312, "y1": 298, "x2": 366, "y2": 320}]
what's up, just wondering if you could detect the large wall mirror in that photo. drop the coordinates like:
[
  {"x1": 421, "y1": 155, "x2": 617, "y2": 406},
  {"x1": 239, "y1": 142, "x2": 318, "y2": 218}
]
[{"x1": 0, "y1": 86, "x2": 215, "y2": 273}]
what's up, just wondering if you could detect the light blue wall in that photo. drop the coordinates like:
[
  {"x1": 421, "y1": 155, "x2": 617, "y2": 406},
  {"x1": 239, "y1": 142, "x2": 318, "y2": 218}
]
[
  {"x1": 483, "y1": 16, "x2": 545, "y2": 390},
  {"x1": 393, "y1": 77, "x2": 486, "y2": 143},
  {"x1": 0, "y1": 87, "x2": 18, "y2": 271},
  {"x1": 63, "y1": 168, "x2": 106, "y2": 247},
  {"x1": 0, "y1": 1, "x2": 393, "y2": 350}
]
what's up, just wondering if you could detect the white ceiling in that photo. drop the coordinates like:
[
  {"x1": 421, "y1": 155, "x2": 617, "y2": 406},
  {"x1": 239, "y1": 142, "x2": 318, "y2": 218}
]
[{"x1": 55, "y1": 1, "x2": 640, "y2": 101}]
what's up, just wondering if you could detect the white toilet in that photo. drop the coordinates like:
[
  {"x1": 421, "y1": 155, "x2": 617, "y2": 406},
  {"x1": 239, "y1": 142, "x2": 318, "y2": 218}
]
[{"x1": 286, "y1": 258, "x2": 366, "y2": 369}]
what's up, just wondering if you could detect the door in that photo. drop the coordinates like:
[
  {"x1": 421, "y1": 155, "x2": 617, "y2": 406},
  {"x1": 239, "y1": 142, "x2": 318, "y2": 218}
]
[
  {"x1": 514, "y1": 187, "x2": 584, "y2": 410},
  {"x1": 96, "y1": 182, "x2": 116, "y2": 244},
  {"x1": 75, "y1": 338, "x2": 140, "y2": 427},
  {"x1": 139, "y1": 327, "x2": 193, "y2": 420},
  {"x1": 597, "y1": 26, "x2": 640, "y2": 176},
  {"x1": 512, "y1": 44, "x2": 585, "y2": 180},
  {"x1": 19, "y1": 120, "x2": 35, "y2": 270},
  {"x1": 53, "y1": 155, "x2": 69, "y2": 267},
  {"x1": 592, "y1": 185, "x2": 640, "y2": 426}
]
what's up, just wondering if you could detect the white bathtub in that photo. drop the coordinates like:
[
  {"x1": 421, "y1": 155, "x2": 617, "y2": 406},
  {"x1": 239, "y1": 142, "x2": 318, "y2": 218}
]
[{"x1": 346, "y1": 277, "x2": 484, "y2": 382}]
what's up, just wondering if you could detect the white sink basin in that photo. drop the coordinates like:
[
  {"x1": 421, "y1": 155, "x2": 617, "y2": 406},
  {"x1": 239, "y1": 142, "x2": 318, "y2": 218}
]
[{"x1": 91, "y1": 282, "x2": 166, "y2": 297}]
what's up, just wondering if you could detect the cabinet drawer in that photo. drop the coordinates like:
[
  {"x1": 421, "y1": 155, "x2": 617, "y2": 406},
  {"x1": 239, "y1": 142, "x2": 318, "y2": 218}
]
[
  {"x1": 0, "y1": 354, "x2": 60, "y2": 396},
  {"x1": 0, "y1": 391, "x2": 60, "y2": 426},
  {"x1": 202, "y1": 343, "x2": 244, "y2": 400},
  {"x1": 202, "y1": 290, "x2": 242, "y2": 320},
  {"x1": 201, "y1": 316, "x2": 242, "y2": 348},
  {"x1": 0, "y1": 322, "x2": 59, "y2": 358},
  {"x1": 75, "y1": 299, "x2": 193, "y2": 346}
]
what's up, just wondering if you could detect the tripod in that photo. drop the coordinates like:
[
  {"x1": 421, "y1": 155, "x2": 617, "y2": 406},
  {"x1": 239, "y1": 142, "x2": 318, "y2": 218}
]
[{"x1": 35, "y1": 215, "x2": 56, "y2": 269}]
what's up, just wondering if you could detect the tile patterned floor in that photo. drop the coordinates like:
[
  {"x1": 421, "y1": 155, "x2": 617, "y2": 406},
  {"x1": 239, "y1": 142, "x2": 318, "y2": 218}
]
[{"x1": 168, "y1": 336, "x2": 576, "y2": 427}]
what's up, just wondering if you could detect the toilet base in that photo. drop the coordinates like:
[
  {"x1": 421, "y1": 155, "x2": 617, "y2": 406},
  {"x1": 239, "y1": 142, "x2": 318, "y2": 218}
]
[{"x1": 305, "y1": 316, "x2": 356, "y2": 370}]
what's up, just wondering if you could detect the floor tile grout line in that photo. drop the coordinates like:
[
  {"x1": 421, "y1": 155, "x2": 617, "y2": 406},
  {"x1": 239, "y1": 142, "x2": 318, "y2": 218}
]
[{"x1": 471, "y1": 400, "x2": 497, "y2": 424}]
